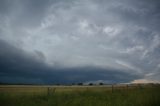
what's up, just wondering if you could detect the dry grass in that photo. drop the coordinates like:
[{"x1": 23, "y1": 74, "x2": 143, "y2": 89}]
[{"x1": 0, "y1": 84, "x2": 160, "y2": 106}]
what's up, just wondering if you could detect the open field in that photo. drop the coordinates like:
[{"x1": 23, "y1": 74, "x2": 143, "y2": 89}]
[{"x1": 0, "y1": 84, "x2": 160, "y2": 106}]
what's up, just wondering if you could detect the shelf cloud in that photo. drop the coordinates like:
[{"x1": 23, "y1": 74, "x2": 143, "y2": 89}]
[{"x1": 0, "y1": 0, "x2": 160, "y2": 84}]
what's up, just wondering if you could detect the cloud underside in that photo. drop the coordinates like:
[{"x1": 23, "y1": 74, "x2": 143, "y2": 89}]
[
  {"x1": 0, "y1": 0, "x2": 160, "y2": 84},
  {"x1": 0, "y1": 40, "x2": 141, "y2": 84}
]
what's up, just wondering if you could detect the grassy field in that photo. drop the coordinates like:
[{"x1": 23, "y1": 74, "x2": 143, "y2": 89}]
[{"x1": 0, "y1": 84, "x2": 160, "y2": 106}]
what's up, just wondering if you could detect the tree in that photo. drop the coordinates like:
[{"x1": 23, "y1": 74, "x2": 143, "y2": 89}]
[
  {"x1": 89, "y1": 83, "x2": 93, "y2": 86},
  {"x1": 99, "y1": 82, "x2": 103, "y2": 85},
  {"x1": 77, "y1": 83, "x2": 83, "y2": 85}
]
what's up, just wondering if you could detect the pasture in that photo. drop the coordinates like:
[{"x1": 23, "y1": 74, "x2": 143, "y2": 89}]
[{"x1": 0, "y1": 84, "x2": 160, "y2": 106}]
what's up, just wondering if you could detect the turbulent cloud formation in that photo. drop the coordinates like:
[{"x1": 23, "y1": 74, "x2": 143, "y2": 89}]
[{"x1": 0, "y1": 0, "x2": 160, "y2": 84}]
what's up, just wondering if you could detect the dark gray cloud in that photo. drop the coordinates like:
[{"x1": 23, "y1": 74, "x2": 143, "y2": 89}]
[
  {"x1": 0, "y1": 0, "x2": 160, "y2": 84},
  {"x1": 0, "y1": 39, "x2": 141, "y2": 84}
]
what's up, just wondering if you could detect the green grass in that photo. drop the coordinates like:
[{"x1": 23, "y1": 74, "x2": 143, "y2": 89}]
[{"x1": 0, "y1": 85, "x2": 160, "y2": 106}]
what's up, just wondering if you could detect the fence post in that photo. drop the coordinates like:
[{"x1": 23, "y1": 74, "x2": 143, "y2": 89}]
[
  {"x1": 47, "y1": 87, "x2": 50, "y2": 96},
  {"x1": 126, "y1": 84, "x2": 128, "y2": 90},
  {"x1": 53, "y1": 88, "x2": 56, "y2": 94},
  {"x1": 112, "y1": 85, "x2": 114, "y2": 93},
  {"x1": 86, "y1": 87, "x2": 88, "y2": 91}
]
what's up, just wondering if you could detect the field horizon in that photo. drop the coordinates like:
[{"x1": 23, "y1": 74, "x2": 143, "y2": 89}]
[{"x1": 0, "y1": 84, "x2": 160, "y2": 106}]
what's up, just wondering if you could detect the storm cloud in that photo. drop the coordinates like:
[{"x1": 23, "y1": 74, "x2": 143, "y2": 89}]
[{"x1": 0, "y1": 0, "x2": 160, "y2": 84}]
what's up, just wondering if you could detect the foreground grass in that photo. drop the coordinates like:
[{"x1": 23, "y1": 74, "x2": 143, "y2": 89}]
[{"x1": 0, "y1": 86, "x2": 160, "y2": 106}]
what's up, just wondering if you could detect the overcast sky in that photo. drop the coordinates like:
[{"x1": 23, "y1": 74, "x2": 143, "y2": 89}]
[{"x1": 0, "y1": 0, "x2": 160, "y2": 84}]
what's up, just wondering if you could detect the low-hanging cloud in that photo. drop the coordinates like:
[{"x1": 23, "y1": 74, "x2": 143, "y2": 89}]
[{"x1": 0, "y1": 0, "x2": 160, "y2": 84}]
